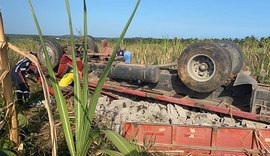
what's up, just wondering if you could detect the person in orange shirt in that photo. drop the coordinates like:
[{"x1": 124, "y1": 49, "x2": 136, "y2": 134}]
[{"x1": 100, "y1": 39, "x2": 113, "y2": 56}]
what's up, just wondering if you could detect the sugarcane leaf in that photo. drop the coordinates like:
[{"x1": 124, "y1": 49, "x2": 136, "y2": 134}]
[
  {"x1": 28, "y1": 0, "x2": 75, "y2": 155},
  {"x1": 100, "y1": 149, "x2": 124, "y2": 156},
  {"x1": 103, "y1": 130, "x2": 139, "y2": 156}
]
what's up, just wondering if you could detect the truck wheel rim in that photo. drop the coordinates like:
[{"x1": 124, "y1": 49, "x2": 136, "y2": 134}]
[{"x1": 187, "y1": 54, "x2": 216, "y2": 82}]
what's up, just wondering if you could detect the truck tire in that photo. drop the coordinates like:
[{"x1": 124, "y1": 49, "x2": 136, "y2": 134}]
[
  {"x1": 36, "y1": 38, "x2": 63, "y2": 69},
  {"x1": 215, "y1": 41, "x2": 244, "y2": 76},
  {"x1": 177, "y1": 42, "x2": 232, "y2": 93},
  {"x1": 77, "y1": 35, "x2": 98, "y2": 53}
]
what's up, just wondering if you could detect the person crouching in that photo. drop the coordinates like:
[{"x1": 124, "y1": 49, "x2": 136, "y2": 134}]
[{"x1": 11, "y1": 57, "x2": 34, "y2": 107}]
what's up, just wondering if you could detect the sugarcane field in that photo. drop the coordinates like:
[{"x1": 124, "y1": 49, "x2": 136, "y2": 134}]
[{"x1": 1, "y1": 1, "x2": 270, "y2": 156}]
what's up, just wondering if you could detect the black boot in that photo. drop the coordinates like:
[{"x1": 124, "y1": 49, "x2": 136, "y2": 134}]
[
  {"x1": 23, "y1": 93, "x2": 30, "y2": 107},
  {"x1": 15, "y1": 92, "x2": 24, "y2": 105}
]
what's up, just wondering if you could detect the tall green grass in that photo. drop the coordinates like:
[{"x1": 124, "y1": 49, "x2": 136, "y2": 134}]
[
  {"x1": 28, "y1": 0, "x2": 141, "y2": 155},
  {"x1": 8, "y1": 36, "x2": 270, "y2": 84}
]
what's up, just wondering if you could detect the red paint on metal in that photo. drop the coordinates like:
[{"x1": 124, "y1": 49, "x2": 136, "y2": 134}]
[
  {"x1": 88, "y1": 82, "x2": 270, "y2": 123},
  {"x1": 55, "y1": 54, "x2": 83, "y2": 78},
  {"x1": 55, "y1": 54, "x2": 70, "y2": 78},
  {"x1": 123, "y1": 123, "x2": 270, "y2": 155}
]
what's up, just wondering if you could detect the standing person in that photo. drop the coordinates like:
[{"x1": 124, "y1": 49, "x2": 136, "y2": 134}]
[
  {"x1": 101, "y1": 39, "x2": 113, "y2": 56},
  {"x1": 11, "y1": 56, "x2": 35, "y2": 107}
]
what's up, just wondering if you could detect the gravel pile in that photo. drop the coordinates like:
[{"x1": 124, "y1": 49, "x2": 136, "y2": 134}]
[{"x1": 95, "y1": 96, "x2": 270, "y2": 133}]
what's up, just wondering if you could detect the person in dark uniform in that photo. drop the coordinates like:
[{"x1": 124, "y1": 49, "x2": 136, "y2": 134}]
[
  {"x1": 115, "y1": 48, "x2": 125, "y2": 62},
  {"x1": 115, "y1": 48, "x2": 132, "y2": 63},
  {"x1": 11, "y1": 57, "x2": 35, "y2": 107}
]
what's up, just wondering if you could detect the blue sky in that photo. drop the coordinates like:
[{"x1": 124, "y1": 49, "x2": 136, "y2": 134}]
[{"x1": 1, "y1": 0, "x2": 270, "y2": 39}]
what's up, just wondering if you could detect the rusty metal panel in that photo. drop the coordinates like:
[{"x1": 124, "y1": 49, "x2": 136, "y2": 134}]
[
  {"x1": 211, "y1": 128, "x2": 253, "y2": 155},
  {"x1": 173, "y1": 126, "x2": 212, "y2": 146},
  {"x1": 124, "y1": 123, "x2": 172, "y2": 145},
  {"x1": 216, "y1": 128, "x2": 253, "y2": 148},
  {"x1": 173, "y1": 126, "x2": 212, "y2": 154},
  {"x1": 252, "y1": 129, "x2": 270, "y2": 150},
  {"x1": 123, "y1": 123, "x2": 270, "y2": 155}
]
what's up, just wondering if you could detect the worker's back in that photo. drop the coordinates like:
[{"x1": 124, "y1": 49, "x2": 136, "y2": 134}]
[{"x1": 124, "y1": 51, "x2": 132, "y2": 63}]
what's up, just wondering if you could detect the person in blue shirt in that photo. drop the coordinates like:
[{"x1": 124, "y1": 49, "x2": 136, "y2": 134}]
[
  {"x1": 123, "y1": 50, "x2": 132, "y2": 63},
  {"x1": 115, "y1": 48, "x2": 132, "y2": 63}
]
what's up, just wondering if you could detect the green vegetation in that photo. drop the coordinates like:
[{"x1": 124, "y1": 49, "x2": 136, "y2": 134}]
[
  {"x1": 2, "y1": 2, "x2": 269, "y2": 154},
  {"x1": 27, "y1": 0, "x2": 141, "y2": 155},
  {"x1": 7, "y1": 35, "x2": 270, "y2": 84}
]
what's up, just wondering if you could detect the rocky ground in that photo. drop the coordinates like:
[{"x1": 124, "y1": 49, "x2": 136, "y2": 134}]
[{"x1": 95, "y1": 95, "x2": 270, "y2": 133}]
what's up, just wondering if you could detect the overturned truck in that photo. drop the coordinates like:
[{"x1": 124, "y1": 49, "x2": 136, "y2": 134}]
[
  {"x1": 37, "y1": 37, "x2": 270, "y2": 155},
  {"x1": 98, "y1": 41, "x2": 270, "y2": 121}
]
